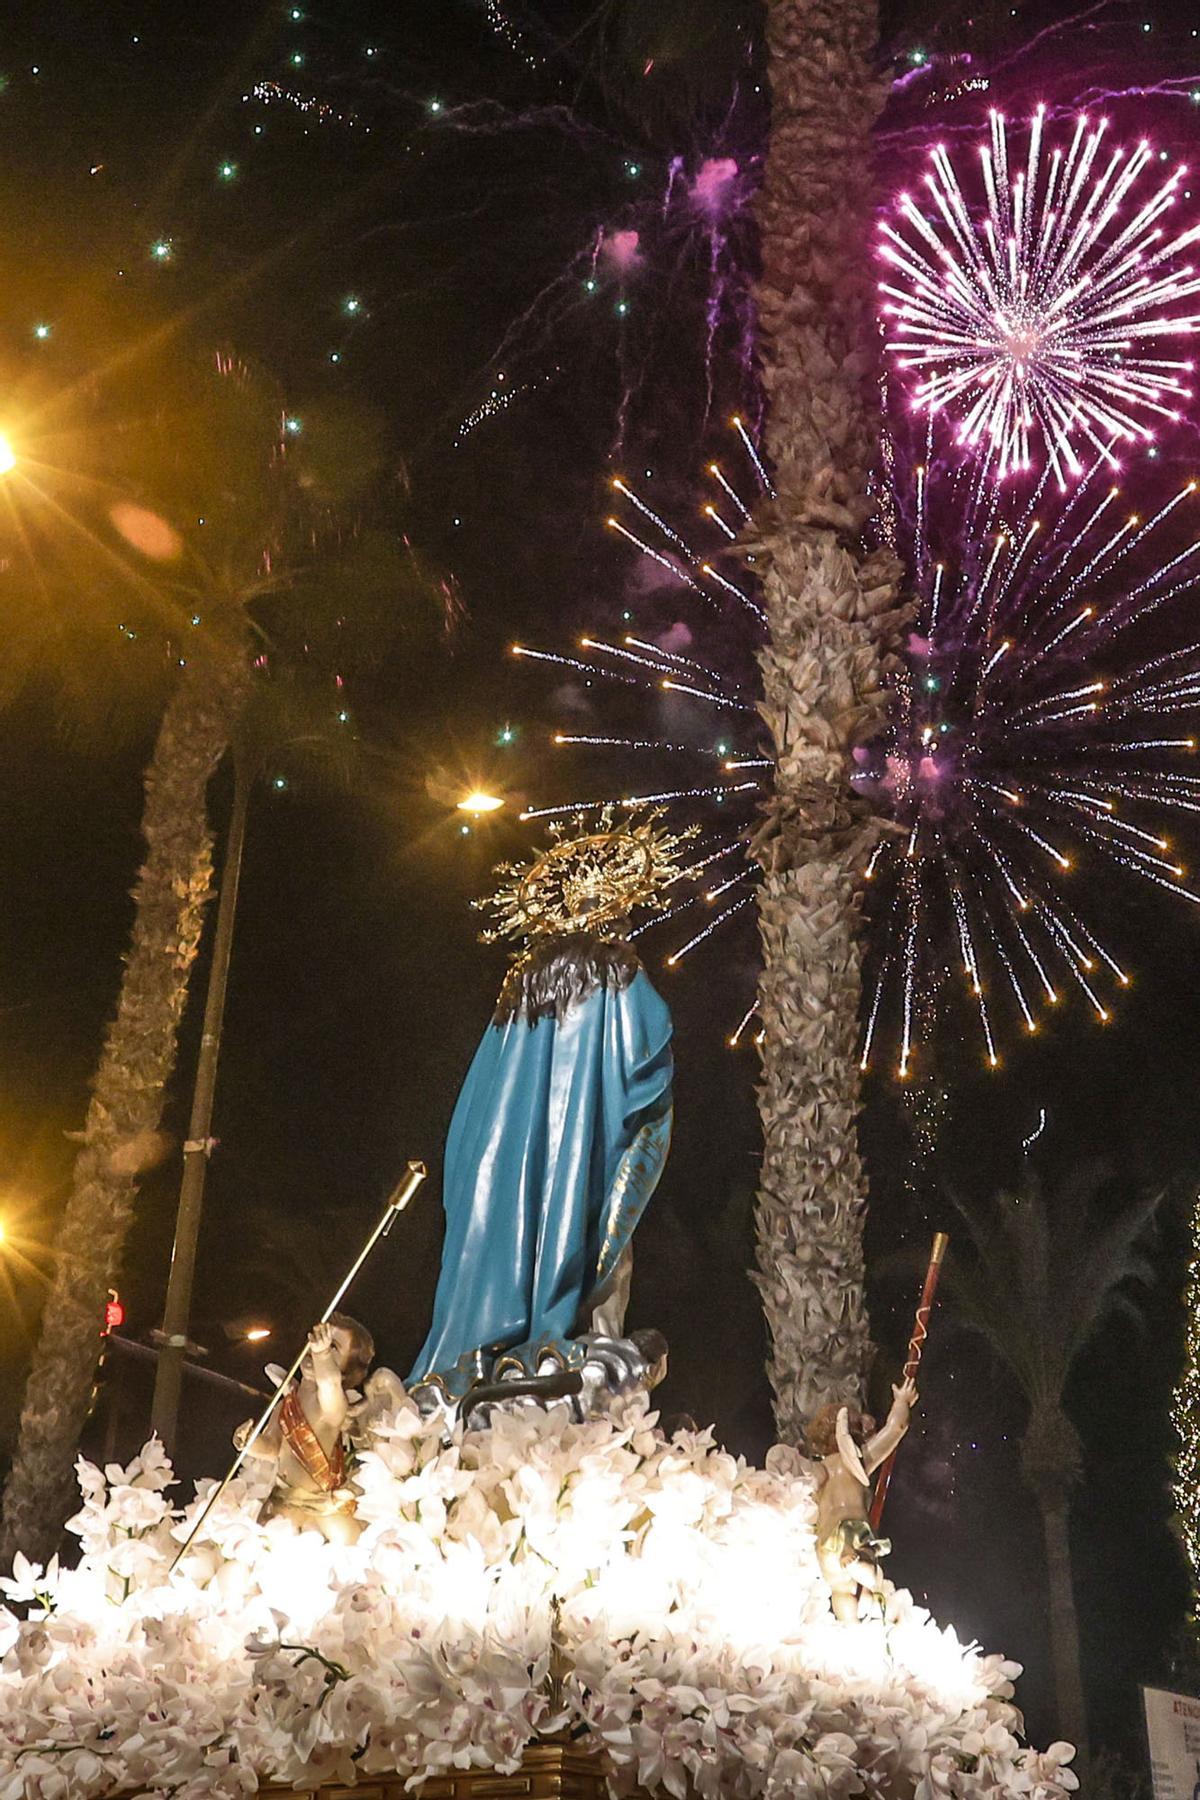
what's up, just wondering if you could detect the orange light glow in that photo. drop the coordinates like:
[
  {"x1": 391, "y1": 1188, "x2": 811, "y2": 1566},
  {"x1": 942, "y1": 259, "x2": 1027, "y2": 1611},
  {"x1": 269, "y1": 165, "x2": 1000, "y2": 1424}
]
[{"x1": 457, "y1": 791, "x2": 504, "y2": 816}]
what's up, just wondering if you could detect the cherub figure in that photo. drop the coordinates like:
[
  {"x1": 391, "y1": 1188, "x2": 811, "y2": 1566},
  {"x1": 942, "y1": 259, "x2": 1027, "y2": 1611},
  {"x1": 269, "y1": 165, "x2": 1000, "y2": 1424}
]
[
  {"x1": 235, "y1": 1312, "x2": 374, "y2": 1546},
  {"x1": 806, "y1": 1378, "x2": 917, "y2": 1622}
]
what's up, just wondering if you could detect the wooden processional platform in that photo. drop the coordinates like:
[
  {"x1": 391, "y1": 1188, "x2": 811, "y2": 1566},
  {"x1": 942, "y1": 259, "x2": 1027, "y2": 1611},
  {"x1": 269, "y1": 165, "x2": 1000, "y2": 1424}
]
[{"x1": 266, "y1": 1737, "x2": 609, "y2": 1800}]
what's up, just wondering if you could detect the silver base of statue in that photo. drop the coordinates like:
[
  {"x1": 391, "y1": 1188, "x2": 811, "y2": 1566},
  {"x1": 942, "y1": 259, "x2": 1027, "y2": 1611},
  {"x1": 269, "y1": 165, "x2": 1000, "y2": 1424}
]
[{"x1": 407, "y1": 1329, "x2": 669, "y2": 1431}]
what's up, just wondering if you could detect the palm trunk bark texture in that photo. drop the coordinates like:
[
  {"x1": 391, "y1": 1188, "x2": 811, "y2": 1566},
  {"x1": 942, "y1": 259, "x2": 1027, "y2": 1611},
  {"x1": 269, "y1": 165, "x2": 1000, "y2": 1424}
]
[
  {"x1": 0, "y1": 661, "x2": 245, "y2": 1565},
  {"x1": 1023, "y1": 1400, "x2": 1090, "y2": 1766},
  {"x1": 749, "y1": 0, "x2": 906, "y2": 1438}
]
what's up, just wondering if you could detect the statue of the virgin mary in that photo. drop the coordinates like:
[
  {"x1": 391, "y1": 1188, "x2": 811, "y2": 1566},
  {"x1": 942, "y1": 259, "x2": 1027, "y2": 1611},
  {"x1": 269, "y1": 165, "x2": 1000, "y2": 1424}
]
[{"x1": 408, "y1": 809, "x2": 692, "y2": 1405}]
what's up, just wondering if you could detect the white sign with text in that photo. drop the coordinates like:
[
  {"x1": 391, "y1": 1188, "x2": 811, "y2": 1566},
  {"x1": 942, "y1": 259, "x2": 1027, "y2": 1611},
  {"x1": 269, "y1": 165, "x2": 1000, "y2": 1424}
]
[{"x1": 1144, "y1": 1685, "x2": 1200, "y2": 1800}]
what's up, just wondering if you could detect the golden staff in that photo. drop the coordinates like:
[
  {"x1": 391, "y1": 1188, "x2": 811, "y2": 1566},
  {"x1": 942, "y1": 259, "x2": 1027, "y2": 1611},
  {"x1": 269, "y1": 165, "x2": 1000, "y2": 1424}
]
[
  {"x1": 869, "y1": 1230, "x2": 948, "y2": 1532},
  {"x1": 170, "y1": 1159, "x2": 427, "y2": 1569}
]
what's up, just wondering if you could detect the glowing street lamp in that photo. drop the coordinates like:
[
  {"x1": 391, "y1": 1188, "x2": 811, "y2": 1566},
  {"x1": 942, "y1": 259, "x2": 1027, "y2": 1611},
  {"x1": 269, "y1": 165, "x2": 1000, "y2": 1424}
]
[{"x1": 457, "y1": 791, "x2": 504, "y2": 816}]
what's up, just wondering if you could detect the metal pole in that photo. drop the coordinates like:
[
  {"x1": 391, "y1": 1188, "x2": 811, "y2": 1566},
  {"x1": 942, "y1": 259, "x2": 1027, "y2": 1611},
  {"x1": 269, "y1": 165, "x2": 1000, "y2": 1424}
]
[
  {"x1": 151, "y1": 752, "x2": 253, "y2": 1449},
  {"x1": 170, "y1": 1159, "x2": 426, "y2": 1569},
  {"x1": 869, "y1": 1231, "x2": 948, "y2": 1532}
]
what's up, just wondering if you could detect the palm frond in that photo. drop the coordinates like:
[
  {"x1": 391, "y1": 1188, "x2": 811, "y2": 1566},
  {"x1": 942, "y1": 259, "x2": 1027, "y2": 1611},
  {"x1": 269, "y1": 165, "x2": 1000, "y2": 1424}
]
[{"x1": 942, "y1": 1171, "x2": 1161, "y2": 1412}]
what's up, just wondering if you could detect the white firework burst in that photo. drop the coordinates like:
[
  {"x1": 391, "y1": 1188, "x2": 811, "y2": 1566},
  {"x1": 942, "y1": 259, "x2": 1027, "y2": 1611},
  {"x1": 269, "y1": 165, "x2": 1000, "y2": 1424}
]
[{"x1": 879, "y1": 105, "x2": 1200, "y2": 485}]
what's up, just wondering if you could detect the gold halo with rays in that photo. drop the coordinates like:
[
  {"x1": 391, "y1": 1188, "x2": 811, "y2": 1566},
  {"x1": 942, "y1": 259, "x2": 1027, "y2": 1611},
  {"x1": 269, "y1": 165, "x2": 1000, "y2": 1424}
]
[{"x1": 477, "y1": 805, "x2": 699, "y2": 947}]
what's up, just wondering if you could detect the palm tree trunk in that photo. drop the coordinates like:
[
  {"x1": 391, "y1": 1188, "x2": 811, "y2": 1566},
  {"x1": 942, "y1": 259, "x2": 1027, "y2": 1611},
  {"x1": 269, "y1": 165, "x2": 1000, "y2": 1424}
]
[
  {"x1": 1035, "y1": 1491, "x2": 1091, "y2": 1768},
  {"x1": 749, "y1": 0, "x2": 906, "y2": 1437},
  {"x1": 0, "y1": 658, "x2": 246, "y2": 1566}
]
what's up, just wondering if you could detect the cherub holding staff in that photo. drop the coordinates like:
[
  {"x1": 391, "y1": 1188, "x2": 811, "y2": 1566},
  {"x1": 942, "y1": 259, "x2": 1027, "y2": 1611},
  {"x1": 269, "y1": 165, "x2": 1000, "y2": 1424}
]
[
  {"x1": 806, "y1": 1380, "x2": 917, "y2": 1622},
  {"x1": 807, "y1": 1231, "x2": 947, "y2": 1622},
  {"x1": 234, "y1": 1313, "x2": 375, "y2": 1546}
]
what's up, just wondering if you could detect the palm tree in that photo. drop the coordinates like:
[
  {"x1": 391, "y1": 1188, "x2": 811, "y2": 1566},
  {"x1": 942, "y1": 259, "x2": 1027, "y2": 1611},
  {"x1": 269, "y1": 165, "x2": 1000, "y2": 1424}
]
[
  {"x1": 940, "y1": 1169, "x2": 1159, "y2": 1764},
  {"x1": 1, "y1": 658, "x2": 246, "y2": 1562},
  {"x1": 0, "y1": 339, "x2": 435, "y2": 1564},
  {"x1": 746, "y1": 0, "x2": 906, "y2": 1439},
  {"x1": 532, "y1": 0, "x2": 903, "y2": 1436}
]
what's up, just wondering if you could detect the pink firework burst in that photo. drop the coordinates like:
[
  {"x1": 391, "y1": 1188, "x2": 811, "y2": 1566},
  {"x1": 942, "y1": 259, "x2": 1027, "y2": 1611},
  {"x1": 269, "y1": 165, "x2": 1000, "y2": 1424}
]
[{"x1": 879, "y1": 105, "x2": 1200, "y2": 485}]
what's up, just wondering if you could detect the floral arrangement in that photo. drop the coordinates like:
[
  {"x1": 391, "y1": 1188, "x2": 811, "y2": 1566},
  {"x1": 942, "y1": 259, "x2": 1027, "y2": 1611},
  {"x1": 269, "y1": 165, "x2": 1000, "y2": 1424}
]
[{"x1": 0, "y1": 1397, "x2": 1076, "y2": 1800}]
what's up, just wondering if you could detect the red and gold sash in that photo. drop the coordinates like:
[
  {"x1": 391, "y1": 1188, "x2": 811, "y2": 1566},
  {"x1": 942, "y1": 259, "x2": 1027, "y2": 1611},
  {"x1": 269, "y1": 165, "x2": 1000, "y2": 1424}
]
[{"x1": 279, "y1": 1389, "x2": 345, "y2": 1492}]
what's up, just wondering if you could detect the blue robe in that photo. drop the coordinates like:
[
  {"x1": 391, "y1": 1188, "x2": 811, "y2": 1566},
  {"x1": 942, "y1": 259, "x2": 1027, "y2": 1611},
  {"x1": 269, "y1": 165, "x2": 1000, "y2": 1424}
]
[{"x1": 409, "y1": 968, "x2": 673, "y2": 1396}]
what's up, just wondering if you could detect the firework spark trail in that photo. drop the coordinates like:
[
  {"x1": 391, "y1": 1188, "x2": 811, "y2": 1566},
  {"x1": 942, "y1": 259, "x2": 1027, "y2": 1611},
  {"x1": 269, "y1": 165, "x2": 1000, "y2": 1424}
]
[
  {"x1": 1037, "y1": 902, "x2": 1110, "y2": 1018},
  {"x1": 688, "y1": 838, "x2": 746, "y2": 872},
  {"x1": 248, "y1": 81, "x2": 363, "y2": 127},
  {"x1": 580, "y1": 634, "x2": 733, "y2": 695},
  {"x1": 898, "y1": 882, "x2": 921, "y2": 1081},
  {"x1": 708, "y1": 461, "x2": 751, "y2": 519},
  {"x1": 552, "y1": 733, "x2": 742, "y2": 758},
  {"x1": 1004, "y1": 893, "x2": 1059, "y2": 1005},
  {"x1": 666, "y1": 894, "x2": 754, "y2": 966},
  {"x1": 458, "y1": 371, "x2": 558, "y2": 439},
  {"x1": 949, "y1": 882, "x2": 998, "y2": 1062},
  {"x1": 482, "y1": 0, "x2": 544, "y2": 71},
  {"x1": 952, "y1": 884, "x2": 981, "y2": 994},
  {"x1": 705, "y1": 868, "x2": 754, "y2": 902},
  {"x1": 511, "y1": 643, "x2": 643, "y2": 690},
  {"x1": 880, "y1": 107, "x2": 1200, "y2": 486},
  {"x1": 605, "y1": 517, "x2": 714, "y2": 603},
  {"x1": 703, "y1": 502, "x2": 738, "y2": 541},
  {"x1": 611, "y1": 473, "x2": 767, "y2": 619},
  {"x1": 729, "y1": 1000, "x2": 759, "y2": 1048},
  {"x1": 861, "y1": 950, "x2": 891, "y2": 1072},
  {"x1": 611, "y1": 477, "x2": 694, "y2": 555},
  {"x1": 627, "y1": 889, "x2": 708, "y2": 940},
  {"x1": 521, "y1": 782, "x2": 757, "y2": 822},
  {"x1": 625, "y1": 781, "x2": 759, "y2": 803},
  {"x1": 699, "y1": 560, "x2": 766, "y2": 620},
  {"x1": 1022, "y1": 1104, "x2": 1049, "y2": 1152},
  {"x1": 623, "y1": 634, "x2": 729, "y2": 680},
  {"x1": 655, "y1": 677, "x2": 754, "y2": 712},
  {"x1": 732, "y1": 415, "x2": 774, "y2": 495},
  {"x1": 929, "y1": 561, "x2": 945, "y2": 629}
]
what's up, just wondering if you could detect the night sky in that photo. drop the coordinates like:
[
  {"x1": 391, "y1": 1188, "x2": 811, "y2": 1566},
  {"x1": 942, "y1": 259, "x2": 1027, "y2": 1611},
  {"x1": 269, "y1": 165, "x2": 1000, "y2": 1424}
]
[{"x1": 3, "y1": 0, "x2": 1200, "y2": 1769}]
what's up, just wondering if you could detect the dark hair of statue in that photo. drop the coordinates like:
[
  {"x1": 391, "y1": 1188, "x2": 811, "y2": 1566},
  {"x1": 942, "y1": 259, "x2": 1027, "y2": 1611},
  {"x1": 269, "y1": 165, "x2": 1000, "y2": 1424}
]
[
  {"x1": 805, "y1": 1403, "x2": 877, "y2": 1460},
  {"x1": 630, "y1": 1326, "x2": 668, "y2": 1364},
  {"x1": 493, "y1": 928, "x2": 640, "y2": 1025},
  {"x1": 328, "y1": 1311, "x2": 375, "y2": 1387}
]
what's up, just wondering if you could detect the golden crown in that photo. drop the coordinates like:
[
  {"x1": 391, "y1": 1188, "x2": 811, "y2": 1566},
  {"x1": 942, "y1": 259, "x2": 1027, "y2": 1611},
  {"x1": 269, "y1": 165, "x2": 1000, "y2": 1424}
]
[{"x1": 478, "y1": 805, "x2": 699, "y2": 944}]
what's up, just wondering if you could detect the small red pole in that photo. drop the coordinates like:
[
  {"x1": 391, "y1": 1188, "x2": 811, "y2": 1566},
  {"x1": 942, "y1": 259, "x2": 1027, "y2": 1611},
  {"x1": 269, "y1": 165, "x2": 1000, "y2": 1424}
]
[{"x1": 870, "y1": 1231, "x2": 949, "y2": 1532}]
